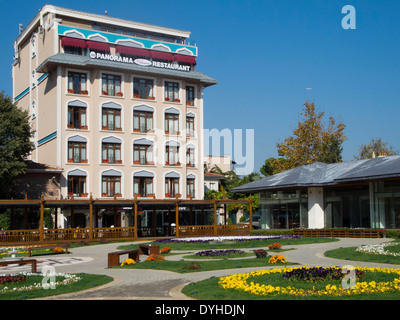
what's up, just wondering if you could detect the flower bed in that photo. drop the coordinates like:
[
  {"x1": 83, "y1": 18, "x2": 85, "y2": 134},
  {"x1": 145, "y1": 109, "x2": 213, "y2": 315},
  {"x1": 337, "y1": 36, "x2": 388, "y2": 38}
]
[
  {"x1": 282, "y1": 267, "x2": 364, "y2": 283},
  {"x1": 218, "y1": 267, "x2": 400, "y2": 297},
  {"x1": 196, "y1": 249, "x2": 245, "y2": 257},
  {"x1": 146, "y1": 254, "x2": 165, "y2": 262},
  {"x1": 121, "y1": 258, "x2": 135, "y2": 266},
  {"x1": 356, "y1": 243, "x2": 400, "y2": 257},
  {"x1": 154, "y1": 235, "x2": 301, "y2": 244},
  {"x1": 268, "y1": 255, "x2": 286, "y2": 264},
  {"x1": 0, "y1": 272, "x2": 81, "y2": 294}
]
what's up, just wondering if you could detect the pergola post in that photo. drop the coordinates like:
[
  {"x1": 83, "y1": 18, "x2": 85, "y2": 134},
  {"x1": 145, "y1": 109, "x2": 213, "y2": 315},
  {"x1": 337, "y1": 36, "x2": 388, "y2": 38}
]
[
  {"x1": 213, "y1": 196, "x2": 217, "y2": 236},
  {"x1": 175, "y1": 199, "x2": 179, "y2": 238},
  {"x1": 249, "y1": 195, "x2": 253, "y2": 233},
  {"x1": 39, "y1": 193, "x2": 44, "y2": 242},
  {"x1": 134, "y1": 197, "x2": 138, "y2": 239},
  {"x1": 89, "y1": 194, "x2": 93, "y2": 240}
]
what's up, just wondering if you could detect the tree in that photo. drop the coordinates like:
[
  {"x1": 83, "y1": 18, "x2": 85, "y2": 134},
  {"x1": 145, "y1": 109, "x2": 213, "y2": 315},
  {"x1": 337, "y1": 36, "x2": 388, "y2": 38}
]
[
  {"x1": 272, "y1": 101, "x2": 346, "y2": 173},
  {"x1": 355, "y1": 137, "x2": 398, "y2": 160},
  {"x1": 0, "y1": 92, "x2": 34, "y2": 198},
  {"x1": 260, "y1": 157, "x2": 289, "y2": 176}
]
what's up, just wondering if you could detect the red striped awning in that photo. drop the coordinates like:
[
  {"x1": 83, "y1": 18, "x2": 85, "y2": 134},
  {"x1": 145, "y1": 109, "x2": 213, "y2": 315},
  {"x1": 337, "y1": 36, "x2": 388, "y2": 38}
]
[
  {"x1": 174, "y1": 54, "x2": 197, "y2": 65},
  {"x1": 116, "y1": 46, "x2": 151, "y2": 58},
  {"x1": 86, "y1": 40, "x2": 110, "y2": 52},
  {"x1": 61, "y1": 37, "x2": 86, "y2": 48},
  {"x1": 150, "y1": 50, "x2": 175, "y2": 62}
]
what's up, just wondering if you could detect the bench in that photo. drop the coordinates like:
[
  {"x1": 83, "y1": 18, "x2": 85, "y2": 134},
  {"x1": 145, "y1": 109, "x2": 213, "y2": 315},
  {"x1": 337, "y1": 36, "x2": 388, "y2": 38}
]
[
  {"x1": 0, "y1": 259, "x2": 37, "y2": 273},
  {"x1": 28, "y1": 244, "x2": 69, "y2": 257},
  {"x1": 107, "y1": 249, "x2": 140, "y2": 267},
  {"x1": 139, "y1": 244, "x2": 160, "y2": 255}
]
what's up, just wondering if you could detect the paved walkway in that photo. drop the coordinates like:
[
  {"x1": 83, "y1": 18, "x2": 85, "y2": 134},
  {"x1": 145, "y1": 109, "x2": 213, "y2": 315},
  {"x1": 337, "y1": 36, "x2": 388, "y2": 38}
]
[{"x1": 1, "y1": 237, "x2": 397, "y2": 300}]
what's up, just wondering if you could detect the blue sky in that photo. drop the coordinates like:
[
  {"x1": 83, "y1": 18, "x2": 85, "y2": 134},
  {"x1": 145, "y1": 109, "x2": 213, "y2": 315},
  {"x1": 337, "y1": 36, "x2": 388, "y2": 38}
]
[{"x1": 1, "y1": 0, "x2": 399, "y2": 174}]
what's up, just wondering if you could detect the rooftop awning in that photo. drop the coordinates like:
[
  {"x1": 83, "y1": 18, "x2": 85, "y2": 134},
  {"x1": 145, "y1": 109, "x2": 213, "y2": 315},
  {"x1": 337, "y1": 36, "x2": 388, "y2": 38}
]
[
  {"x1": 61, "y1": 37, "x2": 86, "y2": 48},
  {"x1": 174, "y1": 54, "x2": 196, "y2": 65},
  {"x1": 86, "y1": 40, "x2": 110, "y2": 52},
  {"x1": 150, "y1": 50, "x2": 174, "y2": 61},
  {"x1": 116, "y1": 46, "x2": 151, "y2": 58}
]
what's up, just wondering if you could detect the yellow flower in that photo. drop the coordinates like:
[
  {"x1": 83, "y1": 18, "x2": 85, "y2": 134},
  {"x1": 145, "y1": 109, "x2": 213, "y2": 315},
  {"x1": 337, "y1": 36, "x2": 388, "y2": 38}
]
[{"x1": 121, "y1": 258, "x2": 135, "y2": 266}]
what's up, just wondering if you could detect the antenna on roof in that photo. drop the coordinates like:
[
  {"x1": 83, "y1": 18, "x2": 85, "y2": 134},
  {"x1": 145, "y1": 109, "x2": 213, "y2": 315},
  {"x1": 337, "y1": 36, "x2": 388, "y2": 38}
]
[
  {"x1": 19, "y1": 24, "x2": 23, "y2": 35},
  {"x1": 104, "y1": 10, "x2": 108, "y2": 16}
]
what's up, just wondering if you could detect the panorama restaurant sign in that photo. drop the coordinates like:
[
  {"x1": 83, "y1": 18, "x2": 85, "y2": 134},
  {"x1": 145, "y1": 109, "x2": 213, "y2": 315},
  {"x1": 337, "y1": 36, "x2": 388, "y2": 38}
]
[{"x1": 89, "y1": 51, "x2": 191, "y2": 72}]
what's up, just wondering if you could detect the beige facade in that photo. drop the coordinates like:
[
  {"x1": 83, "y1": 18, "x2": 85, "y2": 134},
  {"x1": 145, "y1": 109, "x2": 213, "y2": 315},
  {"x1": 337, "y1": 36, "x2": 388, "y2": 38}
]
[{"x1": 12, "y1": 5, "x2": 217, "y2": 205}]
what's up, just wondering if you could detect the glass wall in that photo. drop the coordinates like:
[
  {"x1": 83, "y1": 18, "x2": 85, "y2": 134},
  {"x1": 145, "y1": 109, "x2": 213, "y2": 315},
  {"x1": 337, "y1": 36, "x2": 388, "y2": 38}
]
[
  {"x1": 324, "y1": 185, "x2": 370, "y2": 228},
  {"x1": 259, "y1": 189, "x2": 308, "y2": 229},
  {"x1": 370, "y1": 180, "x2": 400, "y2": 229}
]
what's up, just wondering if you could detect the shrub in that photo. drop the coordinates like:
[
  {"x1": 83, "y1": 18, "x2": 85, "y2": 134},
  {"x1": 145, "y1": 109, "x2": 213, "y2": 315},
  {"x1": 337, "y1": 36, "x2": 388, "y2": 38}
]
[
  {"x1": 268, "y1": 243, "x2": 282, "y2": 250},
  {"x1": 182, "y1": 261, "x2": 201, "y2": 270},
  {"x1": 146, "y1": 254, "x2": 165, "y2": 262},
  {"x1": 254, "y1": 249, "x2": 268, "y2": 258},
  {"x1": 268, "y1": 254, "x2": 286, "y2": 264},
  {"x1": 121, "y1": 258, "x2": 135, "y2": 266},
  {"x1": 161, "y1": 247, "x2": 171, "y2": 254},
  {"x1": 52, "y1": 247, "x2": 64, "y2": 254}
]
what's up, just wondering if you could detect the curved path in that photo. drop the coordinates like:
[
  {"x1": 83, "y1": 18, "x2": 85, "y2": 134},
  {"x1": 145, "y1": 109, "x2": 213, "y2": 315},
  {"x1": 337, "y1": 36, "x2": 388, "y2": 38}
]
[{"x1": 2, "y1": 237, "x2": 397, "y2": 300}]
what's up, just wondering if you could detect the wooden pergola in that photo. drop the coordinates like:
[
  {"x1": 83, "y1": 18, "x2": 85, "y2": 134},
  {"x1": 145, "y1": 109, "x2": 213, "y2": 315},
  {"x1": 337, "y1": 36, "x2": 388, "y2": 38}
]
[{"x1": 0, "y1": 194, "x2": 253, "y2": 245}]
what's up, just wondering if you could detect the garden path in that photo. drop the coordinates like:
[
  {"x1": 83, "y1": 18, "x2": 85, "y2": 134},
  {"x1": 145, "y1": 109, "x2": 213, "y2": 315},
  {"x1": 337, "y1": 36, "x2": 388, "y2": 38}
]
[{"x1": 2, "y1": 237, "x2": 396, "y2": 300}]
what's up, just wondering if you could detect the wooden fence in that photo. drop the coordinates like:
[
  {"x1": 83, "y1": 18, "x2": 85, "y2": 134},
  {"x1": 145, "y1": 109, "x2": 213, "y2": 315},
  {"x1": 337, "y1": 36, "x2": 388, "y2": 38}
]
[
  {"x1": 293, "y1": 228, "x2": 382, "y2": 238},
  {"x1": 178, "y1": 224, "x2": 250, "y2": 237}
]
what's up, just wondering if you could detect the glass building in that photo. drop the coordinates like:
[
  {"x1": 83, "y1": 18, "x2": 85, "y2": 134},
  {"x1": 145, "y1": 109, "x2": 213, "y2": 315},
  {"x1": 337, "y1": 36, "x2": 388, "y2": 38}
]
[{"x1": 232, "y1": 156, "x2": 400, "y2": 230}]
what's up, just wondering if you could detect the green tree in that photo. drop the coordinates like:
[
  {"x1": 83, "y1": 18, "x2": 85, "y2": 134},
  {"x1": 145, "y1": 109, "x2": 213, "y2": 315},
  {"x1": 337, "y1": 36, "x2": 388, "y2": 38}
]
[
  {"x1": 355, "y1": 137, "x2": 398, "y2": 160},
  {"x1": 0, "y1": 92, "x2": 34, "y2": 198},
  {"x1": 273, "y1": 101, "x2": 346, "y2": 173}
]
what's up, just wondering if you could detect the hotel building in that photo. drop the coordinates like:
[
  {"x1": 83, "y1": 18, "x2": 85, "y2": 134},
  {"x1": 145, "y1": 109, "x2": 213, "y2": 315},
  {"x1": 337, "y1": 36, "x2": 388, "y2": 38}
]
[{"x1": 12, "y1": 5, "x2": 217, "y2": 229}]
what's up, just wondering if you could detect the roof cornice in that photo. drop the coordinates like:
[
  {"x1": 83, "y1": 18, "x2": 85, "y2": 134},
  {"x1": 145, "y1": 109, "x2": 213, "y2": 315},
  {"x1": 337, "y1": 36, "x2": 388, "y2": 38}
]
[{"x1": 15, "y1": 5, "x2": 191, "y2": 47}]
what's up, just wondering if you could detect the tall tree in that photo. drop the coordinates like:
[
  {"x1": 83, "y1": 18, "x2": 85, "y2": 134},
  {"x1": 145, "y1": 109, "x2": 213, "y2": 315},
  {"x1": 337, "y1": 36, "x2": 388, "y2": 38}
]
[
  {"x1": 0, "y1": 92, "x2": 34, "y2": 198},
  {"x1": 272, "y1": 101, "x2": 346, "y2": 173},
  {"x1": 355, "y1": 137, "x2": 398, "y2": 160}
]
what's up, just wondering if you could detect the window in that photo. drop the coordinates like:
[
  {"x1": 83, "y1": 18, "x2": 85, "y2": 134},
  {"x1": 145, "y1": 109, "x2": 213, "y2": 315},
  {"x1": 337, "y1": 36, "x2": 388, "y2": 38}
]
[
  {"x1": 68, "y1": 72, "x2": 88, "y2": 95},
  {"x1": 164, "y1": 81, "x2": 179, "y2": 102},
  {"x1": 102, "y1": 143, "x2": 122, "y2": 164},
  {"x1": 186, "y1": 116, "x2": 195, "y2": 137},
  {"x1": 102, "y1": 176, "x2": 121, "y2": 197},
  {"x1": 102, "y1": 73, "x2": 122, "y2": 96},
  {"x1": 186, "y1": 147, "x2": 195, "y2": 167},
  {"x1": 64, "y1": 46, "x2": 83, "y2": 55},
  {"x1": 68, "y1": 106, "x2": 87, "y2": 129},
  {"x1": 186, "y1": 86, "x2": 195, "y2": 106},
  {"x1": 165, "y1": 144, "x2": 180, "y2": 166},
  {"x1": 68, "y1": 176, "x2": 87, "y2": 197},
  {"x1": 165, "y1": 113, "x2": 179, "y2": 134},
  {"x1": 68, "y1": 142, "x2": 87, "y2": 163},
  {"x1": 102, "y1": 108, "x2": 121, "y2": 131},
  {"x1": 187, "y1": 178, "x2": 195, "y2": 198},
  {"x1": 133, "y1": 111, "x2": 153, "y2": 132},
  {"x1": 133, "y1": 78, "x2": 154, "y2": 100},
  {"x1": 165, "y1": 177, "x2": 179, "y2": 197},
  {"x1": 133, "y1": 144, "x2": 153, "y2": 165},
  {"x1": 134, "y1": 177, "x2": 153, "y2": 196}
]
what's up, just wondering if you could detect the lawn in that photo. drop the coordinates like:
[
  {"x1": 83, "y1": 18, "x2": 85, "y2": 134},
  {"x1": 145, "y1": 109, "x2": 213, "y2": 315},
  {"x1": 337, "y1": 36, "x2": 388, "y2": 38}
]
[
  {"x1": 118, "y1": 236, "x2": 338, "y2": 251},
  {"x1": 116, "y1": 256, "x2": 292, "y2": 273},
  {"x1": 182, "y1": 267, "x2": 400, "y2": 300},
  {"x1": 0, "y1": 273, "x2": 113, "y2": 300},
  {"x1": 325, "y1": 241, "x2": 400, "y2": 265}
]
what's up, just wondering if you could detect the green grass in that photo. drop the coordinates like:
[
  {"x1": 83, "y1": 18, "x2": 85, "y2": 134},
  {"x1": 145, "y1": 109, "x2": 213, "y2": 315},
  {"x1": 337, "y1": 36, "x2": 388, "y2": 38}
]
[
  {"x1": 325, "y1": 243, "x2": 400, "y2": 265},
  {"x1": 182, "y1": 252, "x2": 256, "y2": 259},
  {"x1": 118, "y1": 237, "x2": 338, "y2": 251},
  {"x1": 182, "y1": 270, "x2": 400, "y2": 300},
  {"x1": 116, "y1": 257, "x2": 291, "y2": 273},
  {"x1": 0, "y1": 273, "x2": 113, "y2": 300}
]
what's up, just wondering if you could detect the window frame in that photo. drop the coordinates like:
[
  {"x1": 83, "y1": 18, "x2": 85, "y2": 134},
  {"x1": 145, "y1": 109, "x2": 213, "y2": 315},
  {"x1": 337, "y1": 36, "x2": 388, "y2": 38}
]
[
  {"x1": 68, "y1": 175, "x2": 87, "y2": 196},
  {"x1": 67, "y1": 71, "x2": 88, "y2": 95},
  {"x1": 102, "y1": 142, "x2": 122, "y2": 164},
  {"x1": 102, "y1": 108, "x2": 122, "y2": 131},
  {"x1": 133, "y1": 177, "x2": 154, "y2": 197},
  {"x1": 68, "y1": 141, "x2": 87, "y2": 163},
  {"x1": 164, "y1": 81, "x2": 180, "y2": 102},
  {"x1": 101, "y1": 73, "x2": 122, "y2": 97},
  {"x1": 133, "y1": 77, "x2": 154, "y2": 100},
  {"x1": 165, "y1": 177, "x2": 179, "y2": 197},
  {"x1": 101, "y1": 176, "x2": 121, "y2": 197},
  {"x1": 165, "y1": 113, "x2": 179, "y2": 135},
  {"x1": 133, "y1": 110, "x2": 154, "y2": 132},
  {"x1": 67, "y1": 105, "x2": 87, "y2": 129}
]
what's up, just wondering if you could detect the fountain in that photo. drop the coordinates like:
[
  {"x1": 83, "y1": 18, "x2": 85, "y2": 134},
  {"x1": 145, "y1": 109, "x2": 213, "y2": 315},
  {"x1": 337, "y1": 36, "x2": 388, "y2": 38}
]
[{"x1": 3, "y1": 248, "x2": 23, "y2": 261}]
